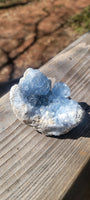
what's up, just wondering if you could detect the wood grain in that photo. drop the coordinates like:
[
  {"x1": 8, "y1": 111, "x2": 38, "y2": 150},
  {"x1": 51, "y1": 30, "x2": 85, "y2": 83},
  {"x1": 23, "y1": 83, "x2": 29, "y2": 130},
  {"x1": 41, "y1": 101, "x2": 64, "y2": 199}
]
[{"x1": 0, "y1": 33, "x2": 90, "y2": 200}]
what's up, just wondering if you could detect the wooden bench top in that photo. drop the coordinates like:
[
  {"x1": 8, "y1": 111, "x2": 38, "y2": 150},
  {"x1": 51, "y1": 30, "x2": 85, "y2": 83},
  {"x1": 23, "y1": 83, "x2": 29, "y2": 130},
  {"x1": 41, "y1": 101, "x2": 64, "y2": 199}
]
[{"x1": 0, "y1": 33, "x2": 90, "y2": 200}]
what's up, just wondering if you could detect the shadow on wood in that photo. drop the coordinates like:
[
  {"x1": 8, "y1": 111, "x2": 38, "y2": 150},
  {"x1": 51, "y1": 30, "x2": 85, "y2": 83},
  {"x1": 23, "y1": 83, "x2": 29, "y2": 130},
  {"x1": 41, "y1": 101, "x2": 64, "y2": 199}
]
[
  {"x1": 62, "y1": 160, "x2": 90, "y2": 200},
  {"x1": 0, "y1": 78, "x2": 20, "y2": 97}
]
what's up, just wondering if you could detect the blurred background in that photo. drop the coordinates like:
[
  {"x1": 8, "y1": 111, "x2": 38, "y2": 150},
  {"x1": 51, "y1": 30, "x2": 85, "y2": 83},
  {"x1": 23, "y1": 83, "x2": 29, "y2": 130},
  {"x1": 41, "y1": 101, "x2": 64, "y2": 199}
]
[{"x1": 0, "y1": 0, "x2": 90, "y2": 96}]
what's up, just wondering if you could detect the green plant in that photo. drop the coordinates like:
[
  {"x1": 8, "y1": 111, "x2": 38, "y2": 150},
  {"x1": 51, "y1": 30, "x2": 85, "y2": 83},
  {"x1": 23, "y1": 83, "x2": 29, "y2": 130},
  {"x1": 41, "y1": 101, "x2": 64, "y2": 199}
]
[{"x1": 69, "y1": 6, "x2": 90, "y2": 34}]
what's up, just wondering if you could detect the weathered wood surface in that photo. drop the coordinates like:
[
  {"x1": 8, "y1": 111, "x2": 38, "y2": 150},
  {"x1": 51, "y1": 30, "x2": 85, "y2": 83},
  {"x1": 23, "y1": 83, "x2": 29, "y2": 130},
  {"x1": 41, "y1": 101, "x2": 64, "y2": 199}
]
[{"x1": 0, "y1": 33, "x2": 90, "y2": 200}]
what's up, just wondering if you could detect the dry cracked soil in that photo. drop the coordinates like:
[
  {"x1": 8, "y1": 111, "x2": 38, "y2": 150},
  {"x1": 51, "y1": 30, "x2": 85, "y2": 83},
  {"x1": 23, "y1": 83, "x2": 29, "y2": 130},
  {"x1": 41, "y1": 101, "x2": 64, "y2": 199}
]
[{"x1": 0, "y1": 0, "x2": 90, "y2": 95}]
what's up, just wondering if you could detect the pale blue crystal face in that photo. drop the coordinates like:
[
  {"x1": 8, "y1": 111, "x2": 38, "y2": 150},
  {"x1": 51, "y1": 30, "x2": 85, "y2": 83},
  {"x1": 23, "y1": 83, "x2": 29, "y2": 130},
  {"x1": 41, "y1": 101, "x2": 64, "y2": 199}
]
[
  {"x1": 52, "y1": 82, "x2": 71, "y2": 98},
  {"x1": 10, "y1": 68, "x2": 84, "y2": 136},
  {"x1": 19, "y1": 68, "x2": 51, "y2": 97}
]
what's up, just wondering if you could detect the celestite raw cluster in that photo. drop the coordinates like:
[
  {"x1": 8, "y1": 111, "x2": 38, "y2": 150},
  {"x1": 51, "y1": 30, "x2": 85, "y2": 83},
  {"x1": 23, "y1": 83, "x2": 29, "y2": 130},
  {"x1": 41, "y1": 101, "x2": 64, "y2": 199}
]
[{"x1": 10, "y1": 68, "x2": 84, "y2": 136}]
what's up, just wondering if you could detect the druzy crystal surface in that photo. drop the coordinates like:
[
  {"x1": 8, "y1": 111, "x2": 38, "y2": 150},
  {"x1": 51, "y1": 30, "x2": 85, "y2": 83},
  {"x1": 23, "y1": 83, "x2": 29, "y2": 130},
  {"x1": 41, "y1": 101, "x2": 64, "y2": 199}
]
[{"x1": 10, "y1": 68, "x2": 84, "y2": 136}]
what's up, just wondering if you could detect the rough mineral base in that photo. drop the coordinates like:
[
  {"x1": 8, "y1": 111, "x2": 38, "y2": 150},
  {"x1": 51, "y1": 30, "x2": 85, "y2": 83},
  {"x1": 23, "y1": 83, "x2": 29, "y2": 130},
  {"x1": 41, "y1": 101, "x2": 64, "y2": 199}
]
[{"x1": 10, "y1": 68, "x2": 84, "y2": 136}]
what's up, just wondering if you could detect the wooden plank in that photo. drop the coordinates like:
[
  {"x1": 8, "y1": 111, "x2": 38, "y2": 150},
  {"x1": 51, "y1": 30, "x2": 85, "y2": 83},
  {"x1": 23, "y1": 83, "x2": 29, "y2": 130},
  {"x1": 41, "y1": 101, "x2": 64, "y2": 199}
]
[{"x1": 0, "y1": 33, "x2": 90, "y2": 200}]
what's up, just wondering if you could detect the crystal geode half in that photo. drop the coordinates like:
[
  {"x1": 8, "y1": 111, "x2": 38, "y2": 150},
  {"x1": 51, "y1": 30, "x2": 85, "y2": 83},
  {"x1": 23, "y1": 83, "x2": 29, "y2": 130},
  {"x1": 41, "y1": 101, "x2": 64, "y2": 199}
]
[{"x1": 10, "y1": 68, "x2": 84, "y2": 136}]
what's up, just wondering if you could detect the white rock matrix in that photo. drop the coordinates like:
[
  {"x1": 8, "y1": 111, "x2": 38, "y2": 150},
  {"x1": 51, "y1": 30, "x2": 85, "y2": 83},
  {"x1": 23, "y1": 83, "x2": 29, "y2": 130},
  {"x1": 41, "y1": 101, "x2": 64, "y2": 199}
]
[{"x1": 10, "y1": 68, "x2": 84, "y2": 136}]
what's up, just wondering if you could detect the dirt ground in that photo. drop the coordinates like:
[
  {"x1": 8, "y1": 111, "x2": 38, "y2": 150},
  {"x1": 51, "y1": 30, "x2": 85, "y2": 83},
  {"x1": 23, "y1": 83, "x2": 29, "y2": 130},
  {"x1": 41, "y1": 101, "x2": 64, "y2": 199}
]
[{"x1": 0, "y1": 0, "x2": 90, "y2": 85}]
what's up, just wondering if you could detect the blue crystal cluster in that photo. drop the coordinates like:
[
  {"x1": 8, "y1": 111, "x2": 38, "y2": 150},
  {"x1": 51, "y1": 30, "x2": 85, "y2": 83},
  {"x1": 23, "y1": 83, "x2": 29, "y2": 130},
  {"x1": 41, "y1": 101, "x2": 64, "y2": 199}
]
[{"x1": 10, "y1": 68, "x2": 84, "y2": 136}]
